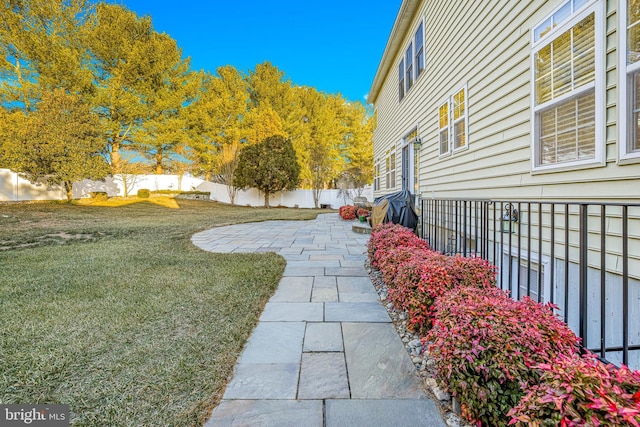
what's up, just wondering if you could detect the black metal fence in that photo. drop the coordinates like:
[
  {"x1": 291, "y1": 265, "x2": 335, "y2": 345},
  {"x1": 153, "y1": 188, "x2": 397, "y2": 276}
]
[{"x1": 420, "y1": 198, "x2": 640, "y2": 369}]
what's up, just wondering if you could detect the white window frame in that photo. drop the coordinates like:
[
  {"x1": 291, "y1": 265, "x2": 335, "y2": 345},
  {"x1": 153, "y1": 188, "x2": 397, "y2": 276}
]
[
  {"x1": 374, "y1": 162, "x2": 380, "y2": 191},
  {"x1": 530, "y1": 0, "x2": 605, "y2": 173},
  {"x1": 618, "y1": 0, "x2": 640, "y2": 163},
  {"x1": 438, "y1": 85, "x2": 469, "y2": 157},
  {"x1": 399, "y1": 59, "x2": 405, "y2": 102},
  {"x1": 385, "y1": 151, "x2": 390, "y2": 189},
  {"x1": 402, "y1": 128, "x2": 419, "y2": 194},
  {"x1": 415, "y1": 21, "x2": 425, "y2": 81},
  {"x1": 452, "y1": 85, "x2": 469, "y2": 153},
  {"x1": 405, "y1": 43, "x2": 414, "y2": 94},
  {"x1": 439, "y1": 99, "x2": 451, "y2": 157},
  {"x1": 390, "y1": 147, "x2": 397, "y2": 189}
]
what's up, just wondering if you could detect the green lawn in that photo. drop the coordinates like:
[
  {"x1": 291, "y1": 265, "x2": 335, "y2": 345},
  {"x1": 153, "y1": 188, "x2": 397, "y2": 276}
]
[{"x1": 0, "y1": 199, "x2": 327, "y2": 426}]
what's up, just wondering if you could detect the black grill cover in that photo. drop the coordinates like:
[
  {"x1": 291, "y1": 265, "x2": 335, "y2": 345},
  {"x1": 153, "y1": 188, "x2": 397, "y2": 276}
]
[{"x1": 373, "y1": 189, "x2": 418, "y2": 231}]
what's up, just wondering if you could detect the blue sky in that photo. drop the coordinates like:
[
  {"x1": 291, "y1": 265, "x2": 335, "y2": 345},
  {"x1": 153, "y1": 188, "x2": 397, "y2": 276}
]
[{"x1": 106, "y1": 1, "x2": 402, "y2": 104}]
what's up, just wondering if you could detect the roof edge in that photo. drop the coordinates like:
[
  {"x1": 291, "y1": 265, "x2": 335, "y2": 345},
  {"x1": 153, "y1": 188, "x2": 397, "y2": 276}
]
[{"x1": 367, "y1": 0, "x2": 421, "y2": 105}]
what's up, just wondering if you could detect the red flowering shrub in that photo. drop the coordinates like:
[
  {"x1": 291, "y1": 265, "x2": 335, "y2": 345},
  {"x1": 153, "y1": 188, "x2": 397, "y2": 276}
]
[
  {"x1": 338, "y1": 205, "x2": 357, "y2": 220},
  {"x1": 367, "y1": 223, "x2": 429, "y2": 267},
  {"x1": 427, "y1": 286, "x2": 580, "y2": 427},
  {"x1": 508, "y1": 353, "x2": 640, "y2": 426},
  {"x1": 356, "y1": 208, "x2": 370, "y2": 218}
]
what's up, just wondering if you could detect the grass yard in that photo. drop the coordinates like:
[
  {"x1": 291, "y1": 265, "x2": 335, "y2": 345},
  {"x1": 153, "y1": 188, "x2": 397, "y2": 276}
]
[{"x1": 0, "y1": 198, "x2": 327, "y2": 426}]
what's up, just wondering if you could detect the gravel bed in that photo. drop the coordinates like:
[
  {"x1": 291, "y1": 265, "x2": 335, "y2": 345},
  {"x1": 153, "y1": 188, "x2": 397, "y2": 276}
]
[{"x1": 366, "y1": 259, "x2": 473, "y2": 427}]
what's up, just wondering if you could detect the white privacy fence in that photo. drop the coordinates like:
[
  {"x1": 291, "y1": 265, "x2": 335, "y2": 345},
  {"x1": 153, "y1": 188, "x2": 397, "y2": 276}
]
[{"x1": 0, "y1": 169, "x2": 373, "y2": 209}]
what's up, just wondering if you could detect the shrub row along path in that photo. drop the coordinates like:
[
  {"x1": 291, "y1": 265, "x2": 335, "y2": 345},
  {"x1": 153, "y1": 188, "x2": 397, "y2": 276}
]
[{"x1": 191, "y1": 213, "x2": 445, "y2": 426}]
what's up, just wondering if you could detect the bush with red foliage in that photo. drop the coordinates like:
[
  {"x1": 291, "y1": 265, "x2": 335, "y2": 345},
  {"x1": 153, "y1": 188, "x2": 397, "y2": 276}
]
[
  {"x1": 508, "y1": 353, "x2": 640, "y2": 426},
  {"x1": 388, "y1": 251, "x2": 451, "y2": 333},
  {"x1": 367, "y1": 223, "x2": 429, "y2": 268},
  {"x1": 427, "y1": 286, "x2": 580, "y2": 427},
  {"x1": 338, "y1": 205, "x2": 357, "y2": 220}
]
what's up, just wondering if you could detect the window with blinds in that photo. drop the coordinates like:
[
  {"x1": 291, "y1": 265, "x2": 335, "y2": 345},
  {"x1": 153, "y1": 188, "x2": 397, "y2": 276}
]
[{"x1": 532, "y1": 1, "x2": 602, "y2": 170}]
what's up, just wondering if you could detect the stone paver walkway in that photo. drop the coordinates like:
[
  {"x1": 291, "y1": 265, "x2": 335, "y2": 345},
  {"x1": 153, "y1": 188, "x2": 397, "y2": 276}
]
[{"x1": 191, "y1": 213, "x2": 445, "y2": 427}]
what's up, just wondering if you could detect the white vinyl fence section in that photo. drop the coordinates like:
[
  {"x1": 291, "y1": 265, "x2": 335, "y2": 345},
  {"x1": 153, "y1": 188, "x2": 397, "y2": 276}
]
[
  {"x1": 0, "y1": 169, "x2": 373, "y2": 209},
  {"x1": 0, "y1": 168, "x2": 67, "y2": 201}
]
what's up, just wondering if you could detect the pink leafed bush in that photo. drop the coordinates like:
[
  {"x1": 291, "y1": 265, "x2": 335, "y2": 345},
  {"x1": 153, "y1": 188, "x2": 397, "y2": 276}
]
[
  {"x1": 367, "y1": 223, "x2": 429, "y2": 268},
  {"x1": 427, "y1": 286, "x2": 580, "y2": 427},
  {"x1": 388, "y1": 251, "x2": 451, "y2": 333},
  {"x1": 508, "y1": 353, "x2": 640, "y2": 427},
  {"x1": 338, "y1": 205, "x2": 357, "y2": 220}
]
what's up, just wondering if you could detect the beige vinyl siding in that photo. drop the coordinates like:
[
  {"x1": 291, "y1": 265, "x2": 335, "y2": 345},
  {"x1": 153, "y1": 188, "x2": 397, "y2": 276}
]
[{"x1": 371, "y1": 0, "x2": 640, "y2": 203}]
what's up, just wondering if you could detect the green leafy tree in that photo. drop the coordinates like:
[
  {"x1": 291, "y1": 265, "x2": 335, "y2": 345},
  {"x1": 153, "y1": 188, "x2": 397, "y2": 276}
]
[
  {"x1": 0, "y1": 89, "x2": 108, "y2": 200},
  {"x1": 234, "y1": 135, "x2": 300, "y2": 208},
  {"x1": 0, "y1": 0, "x2": 95, "y2": 111},
  {"x1": 131, "y1": 45, "x2": 198, "y2": 174},
  {"x1": 87, "y1": 3, "x2": 159, "y2": 174},
  {"x1": 340, "y1": 101, "x2": 374, "y2": 190},
  {"x1": 293, "y1": 87, "x2": 344, "y2": 207},
  {"x1": 186, "y1": 66, "x2": 248, "y2": 204}
]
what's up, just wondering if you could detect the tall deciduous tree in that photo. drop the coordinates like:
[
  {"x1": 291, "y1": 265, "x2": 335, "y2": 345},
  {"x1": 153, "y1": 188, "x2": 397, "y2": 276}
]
[
  {"x1": 340, "y1": 101, "x2": 374, "y2": 190},
  {"x1": 234, "y1": 135, "x2": 300, "y2": 208},
  {"x1": 0, "y1": 89, "x2": 108, "y2": 199},
  {"x1": 293, "y1": 87, "x2": 344, "y2": 207}
]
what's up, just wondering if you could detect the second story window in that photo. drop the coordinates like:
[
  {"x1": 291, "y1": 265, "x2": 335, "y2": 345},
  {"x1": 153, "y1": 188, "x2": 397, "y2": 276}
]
[
  {"x1": 405, "y1": 43, "x2": 414, "y2": 93},
  {"x1": 398, "y1": 20, "x2": 425, "y2": 102},
  {"x1": 415, "y1": 22, "x2": 424, "y2": 79},
  {"x1": 399, "y1": 59, "x2": 405, "y2": 101}
]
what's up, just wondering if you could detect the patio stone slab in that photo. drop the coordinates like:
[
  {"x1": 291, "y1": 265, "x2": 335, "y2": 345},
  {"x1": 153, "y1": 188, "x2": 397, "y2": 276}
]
[
  {"x1": 298, "y1": 353, "x2": 350, "y2": 399},
  {"x1": 342, "y1": 323, "x2": 425, "y2": 399},
  {"x1": 313, "y1": 276, "x2": 337, "y2": 287},
  {"x1": 270, "y1": 282, "x2": 312, "y2": 302},
  {"x1": 206, "y1": 400, "x2": 323, "y2": 427},
  {"x1": 337, "y1": 277, "x2": 379, "y2": 302},
  {"x1": 259, "y1": 302, "x2": 324, "y2": 321},
  {"x1": 282, "y1": 266, "x2": 325, "y2": 277},
  {"x1": 324, "y1": 302, "x2": 390, "y2": 322},
  {"x1": 311, "y1": 286, "x2": 338, "y2": 302},
  {"x1": 325, "y1": 399, "x2": 445, "y2": 427},
  {"x1": 338, "y1": 291, "x2": 380, "y2": 302},
  {"x1": 309, "y1": 254, "x2": 344, "y2": 261},
  {"x1": 223, "y1": 363, "x2": 299, "y2": 399},
  {"x1": 238, "y1": 322, "x2": 305, "y2": 364},
  {"x1": 337, "y1": 276, "x2": 377, "y2": 292},
  {"x1": 325, "y1": 267, "x2": 368, "y2": 277},
  {"x1": 303, "y1": 322, "x2": 343, "y2": 352},
  {"x1": 286, "y1": 260, "x2": 342, "y2": 268}
]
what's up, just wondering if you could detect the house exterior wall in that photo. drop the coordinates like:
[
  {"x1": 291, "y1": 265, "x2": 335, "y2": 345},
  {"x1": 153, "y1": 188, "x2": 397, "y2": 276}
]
[{"x1": 371, "y1": 0, "x2": 640, "y2": 202}]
